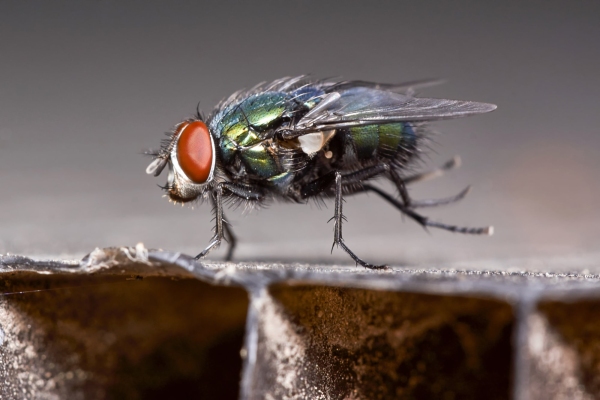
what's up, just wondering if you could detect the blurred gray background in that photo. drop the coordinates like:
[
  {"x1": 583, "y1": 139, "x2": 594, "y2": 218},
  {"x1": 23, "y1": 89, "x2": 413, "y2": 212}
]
[{"x1": 1, "y1": 1, "x2": 599, "y2": 265}]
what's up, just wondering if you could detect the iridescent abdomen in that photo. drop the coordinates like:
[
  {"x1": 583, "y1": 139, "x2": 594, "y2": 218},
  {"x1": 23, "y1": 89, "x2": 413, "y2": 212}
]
[{"x1": 334, "y1": 122, "x2": 417, "y2": 167}]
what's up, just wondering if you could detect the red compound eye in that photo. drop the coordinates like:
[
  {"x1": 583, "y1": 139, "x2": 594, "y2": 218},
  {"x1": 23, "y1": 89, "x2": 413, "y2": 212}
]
[{"x1": 176, "y1": 121, "x2": 213, "y2": 183}]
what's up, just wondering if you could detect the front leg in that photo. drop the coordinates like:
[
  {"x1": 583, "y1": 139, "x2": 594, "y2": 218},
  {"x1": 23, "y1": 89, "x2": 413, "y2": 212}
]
[
  {"x1": 222, "y1": 217, "x2": 237, "y2": 261},
  {"x1": 195, "y1": 182, "x2": 263, "y2": 261},
  {"x1": 195, "y1": 184, "x2": 225, "y2": 260}
]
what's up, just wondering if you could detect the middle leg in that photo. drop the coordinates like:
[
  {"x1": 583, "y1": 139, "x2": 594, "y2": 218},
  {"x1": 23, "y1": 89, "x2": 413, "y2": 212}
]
[
  {"x1": 332, "y1": 172, "x2": 387, "y2": 270},
  {"x1": 300, "y1": 164, "x2": 391, "y2": 269}
]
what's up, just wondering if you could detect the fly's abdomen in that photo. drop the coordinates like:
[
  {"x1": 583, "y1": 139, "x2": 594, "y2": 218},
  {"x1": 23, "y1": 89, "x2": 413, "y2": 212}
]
[{"x1": 343, "y1": 122, "x2": 417, "y2": 165}]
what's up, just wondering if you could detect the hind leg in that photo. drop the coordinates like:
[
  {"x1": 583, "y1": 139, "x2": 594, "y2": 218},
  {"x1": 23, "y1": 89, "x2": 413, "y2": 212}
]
[{"x1": 362, "y1": 183, "x2": 493, "y2": 235}]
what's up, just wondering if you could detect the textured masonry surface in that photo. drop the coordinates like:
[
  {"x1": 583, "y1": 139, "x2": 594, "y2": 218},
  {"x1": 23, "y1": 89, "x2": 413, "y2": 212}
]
[{"x1": 1, "y1": 246, "x2": 600, "y2": 399}]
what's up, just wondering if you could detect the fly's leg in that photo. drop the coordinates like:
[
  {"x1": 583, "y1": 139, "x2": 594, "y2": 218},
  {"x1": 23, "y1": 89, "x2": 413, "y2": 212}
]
[
  {"x1": 300, "y1": 164, "x2": 389, "y2": 199},
  {"x1": 410, "y1": 186, "x2": 471, "y2": 208},
  {"x1": 195, "y1": 184, "x2": 225, "y2": 260},
  {"x1": 222, "y1": 212, "x2": 237, "y2": 261},
  {"x1": 380, "y1": 158, "x2": 489, "y2": 232},
  {"x1": 388, "y1": 167, "x2": 412, "y2": 207},
  {"x1": 387, "y1": 166, "x2": 471, "y2": 208},
  {"x1": 362, "y1": 183, "x2": 493, "y2": 235},
  {"x1": 299, "y1": 165, "x2": 389, "y2": 269},
  {"x1": 332, "y1": 171, "x2": 387, "y2": 270},
  {"x1": 376, "y1": 159, "x2": 490, "y2": 233},
  {"x1": 195, "y1": 182, "x2": 262, "y2": 261},
  {"x1": 404, "y1": 156, "x2": 461, "y2": 185}
]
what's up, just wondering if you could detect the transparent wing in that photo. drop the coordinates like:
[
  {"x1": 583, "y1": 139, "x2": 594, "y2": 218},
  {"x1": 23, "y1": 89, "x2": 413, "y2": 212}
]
[
  {"x1": 323, "y1": 78, "x2": 445, "y2": 94},
  {"x1": 294, "y1": 87, "x2": 497, "y2": 133}
]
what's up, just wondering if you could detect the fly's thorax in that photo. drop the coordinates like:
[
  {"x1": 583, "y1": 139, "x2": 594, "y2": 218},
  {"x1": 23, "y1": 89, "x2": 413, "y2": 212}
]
[
  {"x1": 219, "y1": 137, "x2": 295, "y2": 182},
  {"x1": 209, "y1": 91, "x2": 292, "y2": 142},
  {"x1": 239, "y1": 142, "x2": 281, "y2": 179},
  {"x1": 210, "y1": 91, "x2": 307, "y2": 181}
]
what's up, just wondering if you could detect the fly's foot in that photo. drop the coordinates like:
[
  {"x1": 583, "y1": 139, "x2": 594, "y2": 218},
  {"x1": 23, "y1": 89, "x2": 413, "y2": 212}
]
[
  {"x1": 336, "y1": 240, "x2": 388, "y2": 270},
  {"x1": 362, "y1": 262, "x2": 388, "y2": 270},
  {"x1": 194, "y1": 235, "x2": 221, "y2": 260}
]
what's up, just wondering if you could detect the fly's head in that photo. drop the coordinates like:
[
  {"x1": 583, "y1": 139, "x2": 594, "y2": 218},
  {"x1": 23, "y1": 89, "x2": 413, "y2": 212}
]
[{"x1": 146, "y1": 119, "x2": 217, "y2": 204}]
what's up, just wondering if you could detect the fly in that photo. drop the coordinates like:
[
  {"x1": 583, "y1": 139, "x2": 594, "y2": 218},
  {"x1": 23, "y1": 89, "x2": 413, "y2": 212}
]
[{"x1": 145, "y1": 76, "x2": 496, "y2": 269}]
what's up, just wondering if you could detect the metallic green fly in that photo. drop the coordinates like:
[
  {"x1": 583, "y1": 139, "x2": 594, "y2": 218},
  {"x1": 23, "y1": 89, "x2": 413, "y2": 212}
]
[{"x1": 146, "y1": 76, "x2": 496, "y2": 269}]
